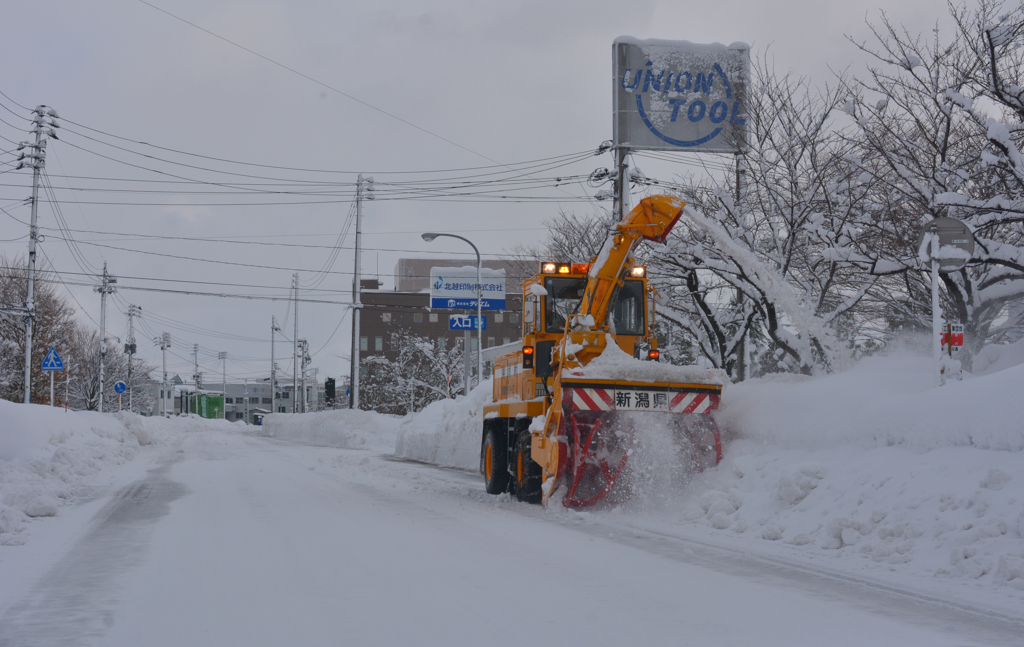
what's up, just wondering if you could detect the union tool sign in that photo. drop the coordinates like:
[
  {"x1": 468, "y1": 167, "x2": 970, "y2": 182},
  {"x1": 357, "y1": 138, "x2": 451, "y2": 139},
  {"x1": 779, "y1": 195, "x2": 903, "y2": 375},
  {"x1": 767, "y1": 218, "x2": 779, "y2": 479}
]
[{"x1": 613, "y1": 37, "x2": 749, "y2": 153}]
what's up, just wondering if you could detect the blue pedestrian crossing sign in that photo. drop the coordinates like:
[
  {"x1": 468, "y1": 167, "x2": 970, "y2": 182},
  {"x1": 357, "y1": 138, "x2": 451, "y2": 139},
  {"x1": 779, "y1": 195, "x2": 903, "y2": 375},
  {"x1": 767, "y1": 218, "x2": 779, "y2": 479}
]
[
  {"x1": 114, "y1": 380, "x2": 127, "y2": 394},
  {"x1": 41, "y1": 347, "x2": 64, "y2": 371}
]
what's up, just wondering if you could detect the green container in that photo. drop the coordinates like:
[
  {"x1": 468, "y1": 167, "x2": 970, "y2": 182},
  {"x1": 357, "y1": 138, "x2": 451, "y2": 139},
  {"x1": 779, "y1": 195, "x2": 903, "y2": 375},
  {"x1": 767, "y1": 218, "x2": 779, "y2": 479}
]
[{"x1": 190, "y1": 393, "x2": 225, "y2": 419}]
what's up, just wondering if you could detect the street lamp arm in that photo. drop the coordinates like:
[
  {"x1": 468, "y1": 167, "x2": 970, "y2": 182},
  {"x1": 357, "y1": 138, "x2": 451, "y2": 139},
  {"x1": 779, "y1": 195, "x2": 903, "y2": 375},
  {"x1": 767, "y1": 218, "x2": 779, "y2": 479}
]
[{"x1": 421, "y1": 232, "x2": 479, "y2": 257}]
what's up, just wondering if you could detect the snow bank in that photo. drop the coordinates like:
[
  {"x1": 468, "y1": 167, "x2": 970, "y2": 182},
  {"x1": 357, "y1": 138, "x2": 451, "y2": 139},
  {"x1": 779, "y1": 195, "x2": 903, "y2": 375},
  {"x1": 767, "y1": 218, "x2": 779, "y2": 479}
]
[
  {"x1": 974, "y1": 337, "x2": 1024, "y2": 376},
  {"x1": 0, "y1": 402, "x2": 191, "y2": 545},
  {"x1": 392, "y1": 351, "x2": 1024, "y2": 593},
  {"x1": 715, "y1": 354, "x2": 1024, "y2": 452},
  {"x1": 259, "y1": 409, "x2": 401, "y2": 452},
  {"x1": 693, "y1": 353, "x2": 1024, "y2": 592},
  {"x1": 393, "y1": 381, "x2": 492, "y2": 470}
]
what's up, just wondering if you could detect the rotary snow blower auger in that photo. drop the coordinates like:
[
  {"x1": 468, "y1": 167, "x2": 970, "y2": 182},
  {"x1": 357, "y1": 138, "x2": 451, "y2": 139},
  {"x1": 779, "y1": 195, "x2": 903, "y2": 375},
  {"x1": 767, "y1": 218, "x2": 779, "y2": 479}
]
[{"x1": 481, "y1": 195, "x2": 726, "y2": 507}]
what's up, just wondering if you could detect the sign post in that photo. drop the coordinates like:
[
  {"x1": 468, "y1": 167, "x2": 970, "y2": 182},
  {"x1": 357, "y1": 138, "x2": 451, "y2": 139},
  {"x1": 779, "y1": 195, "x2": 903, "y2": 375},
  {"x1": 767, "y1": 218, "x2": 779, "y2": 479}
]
[
  {"x1": 917, "y1": 218, "x2": 975, "y2": 384},
  {"x1": 114, "y1": 380, "x2": 127, "y2": 412},
  {"x1": 40, "y1": 347, "x2": 64, "y2": 407}
]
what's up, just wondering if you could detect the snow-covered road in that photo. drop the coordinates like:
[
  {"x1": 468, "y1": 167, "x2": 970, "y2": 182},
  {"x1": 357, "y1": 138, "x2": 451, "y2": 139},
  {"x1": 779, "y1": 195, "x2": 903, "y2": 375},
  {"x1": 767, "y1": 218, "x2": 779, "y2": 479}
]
[{"x1": 2, "y1": 428, "x2": 1020, "y2": 647}]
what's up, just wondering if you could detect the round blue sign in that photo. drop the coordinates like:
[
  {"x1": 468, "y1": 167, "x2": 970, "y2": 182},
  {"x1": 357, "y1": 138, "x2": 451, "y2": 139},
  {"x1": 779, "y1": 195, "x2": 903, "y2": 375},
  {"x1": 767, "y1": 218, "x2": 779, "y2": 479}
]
[{"x1": 114, "y1": 380, "x2": 127, "y2": 394}]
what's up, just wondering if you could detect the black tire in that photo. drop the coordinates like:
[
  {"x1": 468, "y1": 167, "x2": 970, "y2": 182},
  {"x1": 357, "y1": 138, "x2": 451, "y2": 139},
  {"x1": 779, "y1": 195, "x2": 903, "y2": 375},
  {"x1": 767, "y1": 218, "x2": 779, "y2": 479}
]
[
  {"x1": 513, "y1": 428, "x2": 543, "y2": 504},
  {"x1": 482, "y1": 425, "x2": 509, "y2": 495}
]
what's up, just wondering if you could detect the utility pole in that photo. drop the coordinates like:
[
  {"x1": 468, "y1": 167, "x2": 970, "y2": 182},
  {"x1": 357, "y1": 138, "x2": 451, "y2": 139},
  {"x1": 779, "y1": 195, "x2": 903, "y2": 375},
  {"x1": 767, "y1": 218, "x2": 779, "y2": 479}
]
[
  {"x1": 309, "y1": 367, "x2": 319, "y2": 412},
  {"x1": 125, "y1": 305, "x2": 139, "y2": 412},
  {"x1": 271, "y1": 316, "x2": 280, "y2": 415},
  {"x1": 157, "y1": 332, "x2": 170, "y2": 416},
  {"x1": 292, "y1": 273, "x2": 299, "y2": 413},
  {"x1": 17, "y1": 105, "x2": 59, "y2": 404},
  {"x1": 614, "y1": 146, "x2": 629, "y2": 223},
  {"x1": 192, "y1": 343, "x2": 202, "y2": 391},
  {"x1": 218, "y1": 351, "x2": 227, "y2": 419},
  {"x1": 95, "y1": 263, "x2": 117, "y2": 413},
  {"x1": 350, "y1": 174, "x2": 372, "y2": 410},
  {"x1": 298, "y1": 338, "x2": 310, "y2": 413}
]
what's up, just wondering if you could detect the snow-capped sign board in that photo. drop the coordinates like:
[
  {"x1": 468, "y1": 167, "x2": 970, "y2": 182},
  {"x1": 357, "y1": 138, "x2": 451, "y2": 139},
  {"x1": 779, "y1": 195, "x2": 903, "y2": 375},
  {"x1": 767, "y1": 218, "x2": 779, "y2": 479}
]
[
  {"x1": 40, "y1": 347, "x2": 63, "y2": 371},
  {"x1": 613, "y1": 37, "x2": 749, "y2": 153},
  {"x1": 429, "y1": 266, "x2": 505, "y2": 310},
  {"x1": 916, "y1": 217, "x2": 975, "y2": 272}
]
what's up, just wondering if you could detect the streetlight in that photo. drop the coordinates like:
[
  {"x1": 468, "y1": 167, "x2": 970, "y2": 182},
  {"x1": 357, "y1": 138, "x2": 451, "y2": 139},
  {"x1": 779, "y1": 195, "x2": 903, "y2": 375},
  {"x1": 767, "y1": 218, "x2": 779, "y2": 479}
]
[{"x1": 422, "y1": 232, "x2": 483, "y2": 392}]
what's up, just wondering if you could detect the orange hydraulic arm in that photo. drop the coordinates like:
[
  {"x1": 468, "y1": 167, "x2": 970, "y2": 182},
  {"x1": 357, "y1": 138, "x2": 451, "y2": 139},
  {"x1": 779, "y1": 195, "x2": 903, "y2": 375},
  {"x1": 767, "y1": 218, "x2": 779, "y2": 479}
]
[{"x1": 533, "y1": 195, "x2": 685, "y2": 500}]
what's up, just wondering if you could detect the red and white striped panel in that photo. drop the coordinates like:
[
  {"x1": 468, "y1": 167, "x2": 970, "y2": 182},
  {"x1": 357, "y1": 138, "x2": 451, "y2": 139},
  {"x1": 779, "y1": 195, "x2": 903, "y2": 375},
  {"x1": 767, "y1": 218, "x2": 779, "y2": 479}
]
[
  {"x1": 669, "y1": 392, "x2": 719, "y2": 413},
  {"x1": 570, "y1": 388, "x2": 614, "y2": 411}
]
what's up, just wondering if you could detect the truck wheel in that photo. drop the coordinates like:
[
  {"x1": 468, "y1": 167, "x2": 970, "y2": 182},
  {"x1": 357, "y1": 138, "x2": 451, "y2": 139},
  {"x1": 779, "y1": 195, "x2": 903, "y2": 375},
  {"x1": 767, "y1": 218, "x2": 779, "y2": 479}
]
[
  {"x1": 483, "y1": 426, "x2": 509, "y2": 495},
  {"x1": 514, "y1": 430, "x2": 543, "y2": 504}
]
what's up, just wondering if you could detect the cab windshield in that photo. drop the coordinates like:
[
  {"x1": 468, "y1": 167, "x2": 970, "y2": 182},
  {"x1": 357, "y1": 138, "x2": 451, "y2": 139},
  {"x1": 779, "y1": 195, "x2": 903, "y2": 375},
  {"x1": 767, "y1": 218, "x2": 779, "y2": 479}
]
[{"x1": 543, "y1": 277, "x2": 645, "y2": 335}]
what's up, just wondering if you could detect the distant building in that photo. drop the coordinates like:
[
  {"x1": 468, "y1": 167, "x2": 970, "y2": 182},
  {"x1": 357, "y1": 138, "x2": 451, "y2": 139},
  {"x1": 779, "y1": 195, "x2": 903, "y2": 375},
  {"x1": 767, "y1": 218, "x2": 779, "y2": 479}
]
[
  {"x1": 149, "y1": 378, "x2": 324, "y2": 422},
  {"x1": 359, "y1": 259, "x2": 526, "y2": 371}
]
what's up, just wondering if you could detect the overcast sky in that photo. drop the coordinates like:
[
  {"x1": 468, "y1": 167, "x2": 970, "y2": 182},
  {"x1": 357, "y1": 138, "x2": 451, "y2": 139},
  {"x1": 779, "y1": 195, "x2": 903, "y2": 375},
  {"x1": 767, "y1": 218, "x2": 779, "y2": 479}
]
[{"x1": 0, "y1": 0, "x2": 954, "y2": 387}]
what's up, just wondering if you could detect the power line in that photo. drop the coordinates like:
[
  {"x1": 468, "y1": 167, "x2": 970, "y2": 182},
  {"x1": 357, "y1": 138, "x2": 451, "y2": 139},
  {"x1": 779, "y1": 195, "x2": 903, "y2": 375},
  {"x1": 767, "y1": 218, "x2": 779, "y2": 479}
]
[{"x1": 134, "y1": 0, "x2": 502, "y2": 164}]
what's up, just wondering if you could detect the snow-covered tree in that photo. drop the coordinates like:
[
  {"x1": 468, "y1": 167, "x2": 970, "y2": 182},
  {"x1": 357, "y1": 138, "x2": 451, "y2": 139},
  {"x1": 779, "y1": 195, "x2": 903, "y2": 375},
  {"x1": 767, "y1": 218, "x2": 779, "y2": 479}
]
[
  {"x1": 649, "y1": 59, "x2": 891, "y2": 378},
  {"x1": 843, "y1": 0, "x2": 1024, "y2": 365},
  {"x1": 65, "y1": 327, "x2": 156, "y2": 412},
  {"x1": 0, "y1": 256, "x2": 80, "y2": 404},
  {"x1": 359, "y1": 329, "x2": 465, "y2": 414}
]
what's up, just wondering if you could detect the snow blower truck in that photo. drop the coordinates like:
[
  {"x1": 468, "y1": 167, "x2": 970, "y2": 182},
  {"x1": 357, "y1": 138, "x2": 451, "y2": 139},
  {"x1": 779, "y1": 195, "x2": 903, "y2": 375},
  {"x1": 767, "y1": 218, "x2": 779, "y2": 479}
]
[{"x1": 481, "y1": 195, "x2": 726, "y2": 507}]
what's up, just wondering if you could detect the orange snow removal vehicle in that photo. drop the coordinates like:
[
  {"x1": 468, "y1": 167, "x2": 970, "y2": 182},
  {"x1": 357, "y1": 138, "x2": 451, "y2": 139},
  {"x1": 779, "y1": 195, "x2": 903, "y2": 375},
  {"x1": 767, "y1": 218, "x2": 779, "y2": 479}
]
[{"x1": 481, "y1": 195, "x2": 725, "y2": 507}]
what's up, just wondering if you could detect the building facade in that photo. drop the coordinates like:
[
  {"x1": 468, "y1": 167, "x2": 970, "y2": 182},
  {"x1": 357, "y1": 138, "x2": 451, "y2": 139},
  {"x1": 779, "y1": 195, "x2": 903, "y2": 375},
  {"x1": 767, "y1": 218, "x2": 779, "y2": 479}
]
[
  {"x1": 149, "y1": 378, "x2": 325, "y2": 422},
  {"x1": 360, "y1": 258, "x2": 527, "y2": 369}
]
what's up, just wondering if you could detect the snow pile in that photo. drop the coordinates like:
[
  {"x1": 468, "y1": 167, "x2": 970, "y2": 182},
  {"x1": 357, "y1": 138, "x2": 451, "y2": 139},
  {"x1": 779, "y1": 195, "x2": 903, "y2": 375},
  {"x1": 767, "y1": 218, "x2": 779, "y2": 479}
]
[
  {"x1": 394, "y1": 381, "x2": 492, "y2": 470},
  {"x1": 973, "y1": 336, "x2": 1024, "y2": 376},
  {"x1": 568, "y1": 334, "x2": 728, "y2": 385},
  {"x1": 259, "y1": 409, "x2": 401, "y2": 452},
  {"x1": 692, "y1": 354, "x2": 1024, "y2": 591},
  {"x1": 0, "y1": 402, "x2": 186, "y2": 545},
  {"x1": 715, "y1": 355, "x2": 1024, "y2": 451},
  {"x1": 393, "y1": 350, "x2": 1024, "y2": 593}
]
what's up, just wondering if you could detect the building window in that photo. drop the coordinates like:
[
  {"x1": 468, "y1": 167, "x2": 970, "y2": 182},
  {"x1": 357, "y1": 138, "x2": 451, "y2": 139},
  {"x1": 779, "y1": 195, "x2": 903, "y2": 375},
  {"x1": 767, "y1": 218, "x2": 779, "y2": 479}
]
[
  {"x1": 375, "y1": 336, "x2": 383, "y2": 351},
  {"x1": 503, "y1": 337, "x2": 510, "y2": 346},
  {"x1": 262, "y1": 398, "x2": 272, "y2": 404},
  {"x1": 225, "y1": 397, "x2": 233, "y2": 404},
  {"x1": 382, "y1": 313, "x2": 391, "y2": 322},
  {"x1": 281, "y1": 391, "x2": 289, "y2": 399},
  {"x1": 360, "y1": 336, "x2": 368, "y2": 352},
  {"x1": 250, "y1": 397, "x2": 260, "y2": 404},
  {"x1": 429, "y1": 313, "x2": 438, "y2": 322},
  {"x1": 471, "y1": 338, "x2": 478, "y2": 351},
  {"x1": 413, "y1": 313, "x2": 423, "y2": 323},
  {"x1": 487, "y1": 337, "x2": 495, "y2": 347},
  {"x1": 510, "y1": 313, "x2": 519, "y2": 324},
  {"x1": 494, "y1": 313, "x2": 503, "y2": 323},
  {"x1": 278, "y1": 406, "x2": 287, "y2": 413}
]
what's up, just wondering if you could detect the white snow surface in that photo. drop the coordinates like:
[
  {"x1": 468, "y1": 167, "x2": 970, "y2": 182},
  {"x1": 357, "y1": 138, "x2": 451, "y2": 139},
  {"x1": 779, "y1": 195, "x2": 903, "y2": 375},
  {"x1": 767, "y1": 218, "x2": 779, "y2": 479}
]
[
  {"x1": 394, "y1": 381, "x2": 492, "y2": 470},
  {"x1": 259, "y1": 408, "x2": 400, "y2": 452},
  {"x1": 2, "y1": 348, "x2": 1024, "y2": 615},
  {"x1": 0, "y1": 402, "x2": 236, "y2": 544},
  {"x1": 395, "y1": 351, "x2": 1024, "y2": 596}
]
